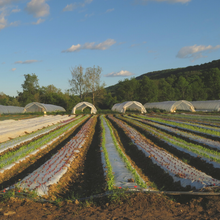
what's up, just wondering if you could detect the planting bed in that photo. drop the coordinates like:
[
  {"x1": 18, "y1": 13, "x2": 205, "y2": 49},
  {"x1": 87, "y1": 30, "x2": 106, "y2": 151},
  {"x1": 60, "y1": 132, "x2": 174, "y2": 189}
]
[
  {"x1": 1, "y1": 114, "x2": 220, "y2": 219},
  {"x1": 108, "y1": 115, "x2": 220, "y2": 190},
  {"x1": 100, "y1": 115, "x2": 148, "y2": 190}
]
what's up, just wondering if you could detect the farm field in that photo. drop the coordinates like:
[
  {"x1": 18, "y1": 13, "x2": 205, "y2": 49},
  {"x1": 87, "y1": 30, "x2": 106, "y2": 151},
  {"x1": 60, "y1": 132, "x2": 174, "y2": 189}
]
[{"x1": 1, "y1": 113, "x2": 220, "y2": 219}]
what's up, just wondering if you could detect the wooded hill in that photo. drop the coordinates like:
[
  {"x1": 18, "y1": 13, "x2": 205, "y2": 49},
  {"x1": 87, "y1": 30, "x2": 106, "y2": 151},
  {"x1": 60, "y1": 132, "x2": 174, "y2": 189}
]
[{"x1": 105, "y1": 59, "x2": 220, "y2": 106}]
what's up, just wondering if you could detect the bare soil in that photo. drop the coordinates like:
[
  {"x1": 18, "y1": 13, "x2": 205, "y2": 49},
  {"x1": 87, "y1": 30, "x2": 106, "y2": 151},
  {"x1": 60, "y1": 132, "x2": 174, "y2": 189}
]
[{"x1": 1, "y1": 192, "x2": 220, "y2": 219}]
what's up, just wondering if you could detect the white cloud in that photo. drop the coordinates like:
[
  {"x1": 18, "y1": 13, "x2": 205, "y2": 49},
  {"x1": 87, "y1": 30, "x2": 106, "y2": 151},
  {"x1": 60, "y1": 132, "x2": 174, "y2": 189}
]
[
  {"x1": 106, "y1": 8, "x2": 114, "y2": 13},
  {"x1": 63, "y1": 0, "x2": 93, "y2": 12},
  {"x1": 11, "y1": 68, "x2": 16, "y2": 71},
  {"x1": 25, "y1": 0, "x2": 50, "y2": 17},
  {"x1": 9, "y1": 20, "x2": 20, "y2": 26},
  {"x1": 11, "y1": 8, "x2": 20, "y2": 13},
  {"x1": 85, "y1": 13, "x2": 94, "y2": 18},
  {"x1": 32, "y1": 18, "x2": 45, "y2": 25},
  {"x1": 105, "y1": 70, "x2": 134, "y2": 77},
  {"x1": 62, "y1": 39, "x2": 116, "y2": 52},
  {"x1": 0, "y1": 11, "x2": 7, "y2": 30},
  {"x1": 134, "y1": 0, "x2": 190, "y2": 4},
  {"x1": 14, "y1": 60, "x2": 40, "y2": 64},
  {"x1": 176, "y1": 44, "x2": 220, "y2": 61},
  {"x1": 0, "y1": 0, "x2": 21, "y2": 7}
]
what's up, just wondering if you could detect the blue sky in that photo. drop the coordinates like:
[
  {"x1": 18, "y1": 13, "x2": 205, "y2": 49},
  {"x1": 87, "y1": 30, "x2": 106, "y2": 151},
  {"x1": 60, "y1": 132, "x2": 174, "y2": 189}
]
[{"x1": 1, "y1": 0, "x2": 220, "y2": 97}]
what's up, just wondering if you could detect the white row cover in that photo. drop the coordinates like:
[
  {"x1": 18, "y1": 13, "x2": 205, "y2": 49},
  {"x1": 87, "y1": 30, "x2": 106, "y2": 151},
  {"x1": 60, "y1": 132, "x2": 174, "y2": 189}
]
[
  {"x1": 112, "y1": 101, "x2": 147, "y2": 114},
  {"x1": 144, "y1": 100, "x2": 195, "y2": 112},
  {"x1": 72, "y1": 101, "x2": 97, "y2": 114},
  {"x1": 0, "y1": 105, "x2": 24, "y2": 114},
  {"x1": 191, "y1": 100, "x2": 220, "y2": 112},
  {"x1": 24, "y1": 102, "x2": 66, "y2": 113}
]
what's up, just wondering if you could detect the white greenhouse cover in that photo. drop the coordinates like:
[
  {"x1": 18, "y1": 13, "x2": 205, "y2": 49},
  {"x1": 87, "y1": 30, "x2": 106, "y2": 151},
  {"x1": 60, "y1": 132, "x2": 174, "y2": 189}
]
[
  {"x1": 72, "y1": 101, "x2": 97, "y2": 114},
  {"x1": 191, "y1": 100, "x2": 220, "y2": 111},
  {"x1": 112, "y1": 101, "x2": 147, "y2": 113},
  {"x1": 0, "y1": 105, "x2": 24, "y2": 114},
  {"x1": 23, "y1": 102, "x2": 66, "y2": 113},
  {"x1": 144, "y1": 100, "x2": 195, "y2": 112}
]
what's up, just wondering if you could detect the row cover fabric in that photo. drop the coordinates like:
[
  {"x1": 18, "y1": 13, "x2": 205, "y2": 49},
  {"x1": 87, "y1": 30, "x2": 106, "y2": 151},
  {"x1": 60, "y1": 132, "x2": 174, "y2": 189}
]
[
  {"x1": 24, "y1": 102, "x2": 66, "y2": 113},
  {"x1": 0, "y1": 105, "x2": 24, "y2": 114},
  {"x1": 144, "y1": 100, "x2": 195, "y2": 112},
  {"x1": 72, "y1": 101, "x2": 97, "y2": 114},
  {"x1": 191, "y1": 100, "x2": 220, "y2": 112},
  {"x1": 112, "y1": 101, "x2": 146, "y2": 113}
]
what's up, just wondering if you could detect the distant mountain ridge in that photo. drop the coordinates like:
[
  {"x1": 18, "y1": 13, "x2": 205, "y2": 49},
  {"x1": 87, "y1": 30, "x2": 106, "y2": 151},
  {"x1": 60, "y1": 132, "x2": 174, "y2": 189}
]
[{"x1": 106, "y1": 59, "x2": 220, "y2": 92}]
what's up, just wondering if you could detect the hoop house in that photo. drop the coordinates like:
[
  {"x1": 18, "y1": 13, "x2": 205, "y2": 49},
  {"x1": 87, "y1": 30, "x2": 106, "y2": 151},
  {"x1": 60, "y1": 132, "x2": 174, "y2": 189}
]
[
  {"x1": 144, "y1": 100, "x2": 195, "y2": 112},
  {"x1": 191, "y1": 100, "x2": 220, "y2": 112},
  {"x1": 72, "y1": 102, "x2": 97, "y2": 114},
  {"x1": 111, "y1": 101, "x2": 146, "y2": 113},
  {"x1": 23, "y1": 102, "x2": 66, "y2": 113},
  {"x1": 0, "y1": 105, "x2": 24, "y2": 114}
]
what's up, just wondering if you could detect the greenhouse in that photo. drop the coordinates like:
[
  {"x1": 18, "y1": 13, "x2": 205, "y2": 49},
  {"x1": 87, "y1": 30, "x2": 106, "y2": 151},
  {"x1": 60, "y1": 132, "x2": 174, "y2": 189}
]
[
  {"x1": 144, "y1": 100, "x2": 195, "y2": 112},
  {"x1": 0, "y1": 105, "x2": 24, "y2": 114},
  {"x1": 191, "y1": 100, "x2": 220, "y2": 112},
  {"x1": 72, "y1": 102, "x2": 97, "y2": 114},
  {"x1": 111, "y1": 101, "x2": 147, "y2": 113},
  {"x1": 23, "y1": 102, "x2": 66, "y2": 113}
]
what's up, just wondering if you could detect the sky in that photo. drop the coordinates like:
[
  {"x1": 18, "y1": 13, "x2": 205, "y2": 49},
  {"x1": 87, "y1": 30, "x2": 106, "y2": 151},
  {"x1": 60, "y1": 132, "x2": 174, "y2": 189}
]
[{"x1": 1, "y1": 0, "x2": 220, "y2": 97}]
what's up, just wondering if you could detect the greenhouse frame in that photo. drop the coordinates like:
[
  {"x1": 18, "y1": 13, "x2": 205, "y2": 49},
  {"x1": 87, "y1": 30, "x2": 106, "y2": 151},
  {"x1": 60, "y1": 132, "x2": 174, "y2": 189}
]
[
  {"x1": 23, "y1": 102, "x2": 66, "y2": 113},
  {"x1": 191, "y1": 100, "x2": 220, "y2": 112},
  {"x1": 72, "y1": 102, "x2": 97, "y2": 114},
  {"x1": 0, "y1": 105, "x2": 24, "y2": 114},
  {"x1": 111, "y1": 101, "x2": 147, "y2": 113},
  {"x1": 144, "y1": 100, "x2": 195, "y2": 112}
]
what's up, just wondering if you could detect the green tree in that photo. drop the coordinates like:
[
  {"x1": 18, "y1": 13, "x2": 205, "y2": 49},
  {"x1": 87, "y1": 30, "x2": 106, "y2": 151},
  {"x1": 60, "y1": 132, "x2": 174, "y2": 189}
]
[
  {"x1": 69, "y1": 65, "x2": 85, "y2": 100},
  {"x1": 84, "y1": 65, "x2": 106, "y2": 105},
  {"x1": 138, "y1": 76, "x2": 158, "y2": 104},
  {"x1": 158, "y1": 78, "x2": 175, "y2": 101},
  {"x1": 175, "y1": 76, "x2": 189, "y2": 100},
  {"x1": 204, "y1": 68, "x2": 220, "y2": 99},
  {"x1": 17, "y1": 73, "x2": 40, "y2": 106},
  {"x1": 116, "y1": 78, "x2": 139, "y2": 102}
]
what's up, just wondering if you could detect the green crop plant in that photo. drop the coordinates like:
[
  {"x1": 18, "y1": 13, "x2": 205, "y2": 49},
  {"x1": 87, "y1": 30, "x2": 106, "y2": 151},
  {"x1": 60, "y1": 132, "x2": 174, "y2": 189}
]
[
  {"x1": 120, "y1": 115, "x2": 220, "y2": 164},
  {"x1": 100, "y1": 116, "x2": 115, "y2": 191},
  {"x1": 137, "y1": 115, "x2": 220, "y2": 137},
  {"x1": 0, "y1": 115, "x2": 89, "y2": 169},
  {"x1": 103, "y1": 116, "x2": 147, "y2": 189}
]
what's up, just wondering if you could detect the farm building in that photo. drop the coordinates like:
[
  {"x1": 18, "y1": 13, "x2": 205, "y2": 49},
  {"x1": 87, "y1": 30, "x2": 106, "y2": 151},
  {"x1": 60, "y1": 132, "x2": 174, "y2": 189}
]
[
  {"x1": 0, "y1": 105, "x2": 24, "y2": 114},
  {"x1": 112, "y1": 101, "x2": 147, "y2": 113},
  {"x1": 144, "y1": 100, "x2": 195, "y2": 112},
  {"x1": 191, "y1": 100, "x2": 220, "y2": 112},
  {"x1": 72, "y1": 102, "x2": 97, "y2": 114},
  {"x1": 23, "y1": 102, "x2": 66, "y2": 113}
]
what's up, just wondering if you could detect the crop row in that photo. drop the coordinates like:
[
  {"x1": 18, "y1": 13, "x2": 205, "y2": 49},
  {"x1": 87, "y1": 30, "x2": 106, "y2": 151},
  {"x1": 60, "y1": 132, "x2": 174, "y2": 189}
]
[
  {"x1": 0, "y1": 115, "x2": 83, "y2": 155},
  {"x1": 129, "y1": 115, "x2": 220, "y2": 151},
  {"x1": 11, "y1": 116, "x2": 97, "y2": 196},
  {"x1": 0, "y1": 115, "x2": 89, "y2": 175},
  {"x1": 138, "y1": 115, "x2": 220, "y2": 138},
  {"x1": 100, "y1": 115, "x2": 147, "y2": 190},
  {"x1": 108, "y1": 115, "x2": 220, "y2": 190},
  {"x1": 120, "y1": 115, "x2": 220, "y2": 172}
]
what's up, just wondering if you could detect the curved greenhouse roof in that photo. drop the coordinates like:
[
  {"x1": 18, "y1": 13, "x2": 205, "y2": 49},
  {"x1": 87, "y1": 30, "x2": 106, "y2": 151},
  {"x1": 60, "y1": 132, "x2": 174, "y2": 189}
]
[
  {"x1": 23, "y1": 102, "x2": 66, "y2": 113},
  {"x1": 191, "y1": 100, "x2": 220, "y2": 112},
  {"x1": 0, "y1": 105, "x2": 24, "y2": 114},
  {"x1": 144, "y1": 100, "x2": 195, "y2": 112},
  {"x1": 112, "y1": 101, "x2": 146, "y2": 113},
  {"x1": 72, "y1": 102, "x2": 97, "y2": 114}
]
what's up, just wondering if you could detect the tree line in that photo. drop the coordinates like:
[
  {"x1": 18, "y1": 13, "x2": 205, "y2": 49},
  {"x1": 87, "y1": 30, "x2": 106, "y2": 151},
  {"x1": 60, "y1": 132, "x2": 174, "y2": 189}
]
[{"x1": 1, "y1": 64, "x2": 220, "y2": 112}]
